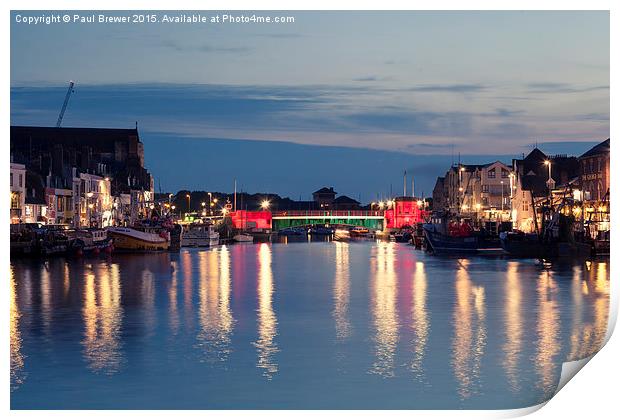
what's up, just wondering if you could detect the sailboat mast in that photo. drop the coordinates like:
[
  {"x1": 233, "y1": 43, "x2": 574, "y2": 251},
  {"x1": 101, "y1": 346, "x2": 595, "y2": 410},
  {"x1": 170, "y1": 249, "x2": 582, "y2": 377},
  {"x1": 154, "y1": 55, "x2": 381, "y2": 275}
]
[{"x1": 233, "y1": 180, "x2": 237, "y2": 212}]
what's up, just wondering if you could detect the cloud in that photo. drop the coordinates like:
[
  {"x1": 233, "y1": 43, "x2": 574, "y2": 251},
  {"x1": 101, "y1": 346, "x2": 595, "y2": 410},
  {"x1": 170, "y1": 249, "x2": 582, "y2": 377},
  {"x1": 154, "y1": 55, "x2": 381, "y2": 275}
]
[
  {"x1": 343, "y1": 110, "x2": 474, "y2": 136},
  {"x1": 407, "y1": 143, "x2": 455, "y2": 149},
  {"x1": 158, "y1": 39, "x2": 252, "y2": 54},
  {"x1": 526, "y1": 82, "x2": 609, "y2": 94},
  {"x1": 408, "y1": 84, "x2": 487, "y2": 93},
  {"x1": 352, "y1": 76, "x2": 380, "y2": 82},
  {"x1": 253, "y1": 33, "x2": 303, "y2": 39}
]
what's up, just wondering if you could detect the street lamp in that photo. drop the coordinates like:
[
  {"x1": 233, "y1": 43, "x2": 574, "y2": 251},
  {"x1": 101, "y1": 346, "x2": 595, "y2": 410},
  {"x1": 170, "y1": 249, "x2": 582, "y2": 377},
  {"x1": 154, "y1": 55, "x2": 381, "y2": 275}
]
[
  {"x1": 186, "y1": 194, "x2": 191, "y2": 218},
  {"x1": 544, "y1": 160, "x2": 552, "y2": 199},
  {"x1": 500, "y1": 181, "x2": 505, "y2": 221},
  {"x1": 261, "y1": 199, "x2": 271, "y2": 210}
]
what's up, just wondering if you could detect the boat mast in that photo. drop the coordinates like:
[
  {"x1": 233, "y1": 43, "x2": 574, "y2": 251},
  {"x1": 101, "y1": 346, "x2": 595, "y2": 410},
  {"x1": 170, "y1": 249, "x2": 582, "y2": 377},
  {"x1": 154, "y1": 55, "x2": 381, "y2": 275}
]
[{"x1": 233, "y1": 179, "x2": 237, "y2": 212}]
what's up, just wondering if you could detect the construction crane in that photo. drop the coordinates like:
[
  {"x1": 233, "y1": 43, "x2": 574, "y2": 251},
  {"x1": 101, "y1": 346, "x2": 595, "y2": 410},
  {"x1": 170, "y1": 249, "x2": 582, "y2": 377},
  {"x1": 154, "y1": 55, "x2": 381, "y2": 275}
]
[{"x1": 56, "y1": 80, "x2": 75, "y2": 127}]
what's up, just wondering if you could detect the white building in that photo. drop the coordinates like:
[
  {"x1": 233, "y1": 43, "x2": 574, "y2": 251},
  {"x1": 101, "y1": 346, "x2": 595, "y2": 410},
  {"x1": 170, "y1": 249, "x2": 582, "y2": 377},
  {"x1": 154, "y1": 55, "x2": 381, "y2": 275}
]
[{"x1": 10, "y1": 162, "x2": 26, "y2": 223}]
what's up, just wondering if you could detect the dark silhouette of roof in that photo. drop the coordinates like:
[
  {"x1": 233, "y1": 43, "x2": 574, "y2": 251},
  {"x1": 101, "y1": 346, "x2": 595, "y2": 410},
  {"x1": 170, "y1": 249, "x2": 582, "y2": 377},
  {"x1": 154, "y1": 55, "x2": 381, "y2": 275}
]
[
  {"x1": 580, "y1": 138, "x2": 610, "y2": 159},
  {"x1": 313, "y1": 187, "x2": 336, "y2": 195},
  {"x1": 11, "y1": 126, "x2": 140, "y2": 144},
  {"x1": 333, "y1": 195, "x2": 360, "y2": 205}
]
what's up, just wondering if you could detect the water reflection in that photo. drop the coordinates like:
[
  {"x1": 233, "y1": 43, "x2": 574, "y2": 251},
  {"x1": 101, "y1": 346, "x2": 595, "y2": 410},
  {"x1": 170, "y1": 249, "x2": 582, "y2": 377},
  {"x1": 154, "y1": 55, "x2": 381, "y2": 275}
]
[
  {"x1": 196, "y1": 247, "x2": 234, "y2": 363},
  {"x1": 503, "y1": 261, "x2": 522, "y2": 393},
  {"x1": 9, "y1": 246, "x2": 612, "y2": 410},
  {"x1": 168, "y1": 260, "x2": 180, "y2": 335},
  {"x1": 141, "y1": 268, "x2": 156, "y2": 334},
  {"x1": 535, "y1": 269, "x2": 560, "y2": 397},
  {"x1": 568, "y1": 261, "x2": 610, "y2": 361},
  {"x1": 10, "y1": 266, "x2": 25, "y2": 390},
  {"x1": 452, "y1": 259, "x2": 486, "y2": 399},
  {"x1": 82, "y1": 264, "x2": 123, "y2": 374},
  {"x1": 409, "y1": 261, "x2": 429, "y2": 381},
  {"x1": 370, "y1": 241, "x2": 399, "y2": 377},
  {"x1": 40, "y1": 264, "x2": 51, "y2": 335},
  {"x1": 333, "y1": 241, "x2": 351, "y2": 340},
  {"x1": 254, "y1": 244, "x2": 279, "y2": 379}
]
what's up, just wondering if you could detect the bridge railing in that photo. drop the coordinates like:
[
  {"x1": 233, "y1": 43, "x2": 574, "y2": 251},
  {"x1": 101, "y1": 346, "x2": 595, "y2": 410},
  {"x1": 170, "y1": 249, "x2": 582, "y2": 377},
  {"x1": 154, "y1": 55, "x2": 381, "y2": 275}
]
[{"x1": 272, "y1": 210, "x2": 385, "y2": 218}]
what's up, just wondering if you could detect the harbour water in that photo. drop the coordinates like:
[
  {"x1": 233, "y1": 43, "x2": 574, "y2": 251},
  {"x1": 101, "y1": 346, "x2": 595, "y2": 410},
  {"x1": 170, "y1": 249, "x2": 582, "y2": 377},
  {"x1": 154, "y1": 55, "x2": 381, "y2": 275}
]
[{"x1": 10, "y1": 241, "x2": 610, "y2": 409}]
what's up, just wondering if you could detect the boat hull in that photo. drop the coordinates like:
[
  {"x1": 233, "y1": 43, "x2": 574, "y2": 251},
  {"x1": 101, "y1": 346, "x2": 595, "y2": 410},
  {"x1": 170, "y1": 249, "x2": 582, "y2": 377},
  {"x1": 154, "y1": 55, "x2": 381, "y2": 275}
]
[
  {"x1": 233, "y1": 234, "x2": 254, "y2": 243},
  {"x1": 108, "y1": 227, "x2": 169, "y2": 251},
  {"x1": 500, "y1": 234, "x2": 592, "y2": 259},
  {"x1": 423, "y1": 226, "x2": 503, "y2": 255}
]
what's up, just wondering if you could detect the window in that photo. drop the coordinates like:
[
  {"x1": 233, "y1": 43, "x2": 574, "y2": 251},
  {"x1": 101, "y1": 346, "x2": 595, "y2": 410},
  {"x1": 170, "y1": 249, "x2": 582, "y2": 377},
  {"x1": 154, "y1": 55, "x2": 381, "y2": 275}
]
[
  {"x1": 18, "y1": 174, "x2": 23, "y2": 187},
  {"x1": 501, "y1": 169, "x2": 509, "y2": 178},
  {"x1": 482, "y1": 185, "x2": 489, "y2": 193},
  {"x1": 523, "y1": 203, "x2": 529, "y2": 212},
  {"x1": 488, "y1": 169, "x2": 496, "y2": 178},
  {"x1": 10, "y1": 173, "x2": 13, "y2": 186},
  {"x1": 10, "y1": 193, "x2": 19, "y2": 209}
]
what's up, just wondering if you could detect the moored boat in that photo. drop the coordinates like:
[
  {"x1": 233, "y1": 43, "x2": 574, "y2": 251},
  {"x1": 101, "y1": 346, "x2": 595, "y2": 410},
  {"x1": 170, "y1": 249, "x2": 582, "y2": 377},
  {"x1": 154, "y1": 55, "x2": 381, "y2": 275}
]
[
  {"x1": 181, "y1": 223, "x2": 220, "y2": 247},
  {"x1": 278, "y1": 227, "x2": 307, "y2": 236},
  {"x1": 423, "y1": 222, "x2": 503, "y2": 255},
  {"x1": 233, "y1": 233, "x2": 254, "y2": 242},
  {"x1": 499, "y1": 231, "x2": 591, "y2": 259},
  {"x1": 67, "y1": 228, "x2": 113, "y2": 255},
  {"x1": 107, "y1": 226, "x2": 169, "y2": 251}
]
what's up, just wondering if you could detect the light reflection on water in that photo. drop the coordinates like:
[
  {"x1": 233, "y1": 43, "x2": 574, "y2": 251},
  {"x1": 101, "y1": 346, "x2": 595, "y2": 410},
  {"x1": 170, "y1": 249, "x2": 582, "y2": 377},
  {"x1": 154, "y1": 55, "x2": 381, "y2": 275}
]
[
  {"x1": 452, "y1": 259, "x2": 487, "y2": 400},
  {"x1": 370, "y1": 241, "x2": 399, "y2": 378},
  {"x1": 9, "y1": 243, "x2": 611, "y2": 409},
  {"x1": 196, "y1": 246, "x2": 234, "y2": 363},
  {"x1": 333, "y1": 241, "x2": 351, "y2": 341},
  {"x1": 10, "y1": 267, "x2": 25, "y2": 390},
  {"x1": 535, "y1": 269, "x2": 560, "y2": 397},
  {"x1": 409, "y1": 261, "x2": 428, "y2": 381},
  {"x1": 82, "y1": 264, "x2": 123, "y2": 374},
  {"x1": 503, "y1": 261, "x2": 522, "y2": 393},
  {"x1": 254, "y1": 243, "x2": 279, "y2": 379}
]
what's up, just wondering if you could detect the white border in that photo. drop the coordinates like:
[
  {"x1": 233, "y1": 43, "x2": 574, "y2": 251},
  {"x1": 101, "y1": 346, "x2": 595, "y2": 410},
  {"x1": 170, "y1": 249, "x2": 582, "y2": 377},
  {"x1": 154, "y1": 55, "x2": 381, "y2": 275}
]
[{"x1": 2, "y1": 1, "x2": 617, "y2": 419}]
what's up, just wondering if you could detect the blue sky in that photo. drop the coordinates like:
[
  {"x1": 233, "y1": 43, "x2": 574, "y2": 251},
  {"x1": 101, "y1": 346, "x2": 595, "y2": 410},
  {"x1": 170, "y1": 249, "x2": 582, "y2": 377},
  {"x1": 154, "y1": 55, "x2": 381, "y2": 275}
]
[{"x1": 10, "y1": 11, "x2": 609, "y2": 199}]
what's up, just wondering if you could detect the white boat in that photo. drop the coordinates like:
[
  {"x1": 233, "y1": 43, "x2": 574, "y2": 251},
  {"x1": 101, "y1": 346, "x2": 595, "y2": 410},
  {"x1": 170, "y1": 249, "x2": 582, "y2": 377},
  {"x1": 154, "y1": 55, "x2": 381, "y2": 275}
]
[
  {"x1": 233, "y1": 233, "x2": 254, "y2": 242},
  {"x1": 182, "y1": 224, "x2": 220, "y2": 247}
]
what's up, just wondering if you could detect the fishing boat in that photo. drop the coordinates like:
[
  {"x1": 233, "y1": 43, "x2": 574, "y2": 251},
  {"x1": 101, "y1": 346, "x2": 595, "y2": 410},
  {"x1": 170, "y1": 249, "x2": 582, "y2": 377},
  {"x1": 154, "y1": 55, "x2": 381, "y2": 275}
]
[
  {"x1": 67, "y1": 228, "x2": 113, "y2": 255},
  {"x1": 309, "y1": 225, "x2": 335, "y2": 236},
  {"x1": 423, "y1": 220, "x2": 503, "y2": 255},
  {"x1": 107, "y1": 225, "x2": 169, "y2": 251},
  {"x1": 393, "y1": 229, "x2": 413, "y2": 243},
  {"x1": 181, "y1": 223, "x2": 220, "y2": 247},
  {"x1": 500, "y1": 230, "x2": 591, "y2": 258},
  {"x1": 233, "y1": 233, "x2": 254, "y2": 242},
  {"x1": 278, "y1": 227, "x2": 308, "y2": 236},
  {"x1": 349, "y1": 226, "x2": 370, "y2": 238}
]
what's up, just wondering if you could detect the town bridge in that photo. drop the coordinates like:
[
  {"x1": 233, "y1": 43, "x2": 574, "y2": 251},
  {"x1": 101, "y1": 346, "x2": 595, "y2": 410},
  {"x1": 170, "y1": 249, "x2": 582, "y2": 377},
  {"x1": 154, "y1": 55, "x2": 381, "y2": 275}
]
[{"x1": 271, "y1": 210, "x2": 385, "y2": 231}]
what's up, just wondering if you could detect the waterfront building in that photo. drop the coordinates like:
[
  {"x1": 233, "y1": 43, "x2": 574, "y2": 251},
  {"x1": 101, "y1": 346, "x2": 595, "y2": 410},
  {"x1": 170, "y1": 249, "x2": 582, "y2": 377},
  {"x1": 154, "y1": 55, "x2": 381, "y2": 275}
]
[
  {"x1": 578, "y1": 139, "x2": 610, "y2": 239},
  {"x1": 431, "y1": 177, "x2": 446, "y2": 212},
  {"x1": 44, "y1": 186, "x2": 73, "y2": 225},
  {"x1": 9, "y1": 162, "x2": 26, "y2": 224},
  {"x1": 332, "y1": 195, "x2": 361, "y2": 211},
  {"x1": 23, "y1": 170, "x2": 48, "y2": 224},
  {"x1": 511, "y1": 148, "x2": 579, "y2": 232},
  {"x1": 10, "y1": 126, "x2": 154, "y2": 226},
  {"x1": 312, "y1": 187, "x2": 337, "y2": 209},
  {"x1": 579, "y1": 138, "x2": 610, "y2": 202},
  {"x1": 384, "y1": 196, "x2": 427, "y2": 229},
  {"x1": 230, "y1": 210, "x2": 272, "y2": 230},
  {"x1": 439, "y1": 161, "x2": 512, "y2": 222}
]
